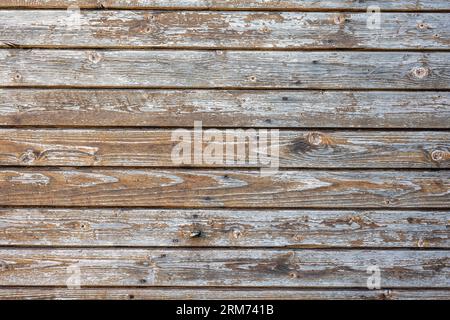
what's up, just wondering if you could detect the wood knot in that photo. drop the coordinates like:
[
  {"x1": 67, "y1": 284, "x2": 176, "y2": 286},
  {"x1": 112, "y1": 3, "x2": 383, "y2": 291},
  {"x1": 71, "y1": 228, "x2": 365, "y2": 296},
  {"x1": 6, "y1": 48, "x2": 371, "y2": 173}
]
[
  {"x1": 189, "y1": 230, "x2": 202, "y2": 238},
  {"x1": 411, "y1": 66, "x2": 429, "y2": 79},
  {"x1": 333, "y1": 15, "x2": 347, "y2": 25},
  {"x1": 306, "y1": 132, "x2": 323, "y2": 146},
  {"x1": 431, "y1": 150, "x2": 448, "y2": 162},
  {"x1": 230, "y1": 227, "x2": 242, "y2": 239},
  {"x1": 87, "y1": 51, "x2": 102, "y2": 64},
  {"x1": 20, "y1": 149, "x2": 38, "y2": 164}
]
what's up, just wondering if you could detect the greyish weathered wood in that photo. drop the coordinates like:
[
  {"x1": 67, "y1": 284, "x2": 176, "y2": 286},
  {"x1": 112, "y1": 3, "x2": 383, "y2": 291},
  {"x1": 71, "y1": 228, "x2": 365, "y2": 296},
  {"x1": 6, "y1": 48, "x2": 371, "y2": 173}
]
[
  {"x1": 1, "y1": 11, "x2": 449, "y2": 49},
  {"x1": 0, "y1": 169, "x2": 448, "y2": 207},
  {"x1": 2, "y1": 50, "x2": 450, "y2": 89},
  {"x1": 0, "y1": 129, "x2": 448, "y2": 168},
  {"x1": 0, "y1": 208, "x2": 447, "y2": 248},
  {"x1": 1, "y1": 0, "x2": 449, "y2": 10},
  {"x1": 0, "y1": 249, "x2": 447, "y2": 287},
  {"x1": 1, "y1": 90, "x2": 449, "y2": 128},
  {"x1": 0, "y1": 288, "x2": 448, "y2": 300}
]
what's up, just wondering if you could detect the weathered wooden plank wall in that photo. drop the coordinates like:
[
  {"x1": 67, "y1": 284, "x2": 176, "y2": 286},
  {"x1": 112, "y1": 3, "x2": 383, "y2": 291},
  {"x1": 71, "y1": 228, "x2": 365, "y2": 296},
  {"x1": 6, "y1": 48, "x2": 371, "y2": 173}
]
[{"x1": 0, "y1": 0, "x2": 448, "y2": 300}]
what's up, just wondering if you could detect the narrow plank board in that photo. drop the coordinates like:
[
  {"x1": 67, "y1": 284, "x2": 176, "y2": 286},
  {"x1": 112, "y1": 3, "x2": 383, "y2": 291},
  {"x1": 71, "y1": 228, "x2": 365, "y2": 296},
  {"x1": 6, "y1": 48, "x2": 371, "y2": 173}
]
[
  {"x1": 1, "y1": 89, "x2": 449, "y2": 128},
  {"x1": 0, "y1": 129, "x2": 449, "y2": 168},
  {"x1": 0, "y1": 288, "x2": 448, "y2": 300},
  {"x1": 2, "y1": 11, "x2": 449, "y2": 49},
  {"x1": 0, "y1": 249, "x2": 447, "y2": 287},
  {"x1": 2, "y1": 50, "x2": 450, "y2": 89},
  {"x1": 0, "y1": 169, "x2": 448, "y2": 208},
  {"x1": 0, "y1": 208, "x2": 448, "y2": 248},
  {"x1": 1, "y1": 0, "x2": 449, "y2": 11}
]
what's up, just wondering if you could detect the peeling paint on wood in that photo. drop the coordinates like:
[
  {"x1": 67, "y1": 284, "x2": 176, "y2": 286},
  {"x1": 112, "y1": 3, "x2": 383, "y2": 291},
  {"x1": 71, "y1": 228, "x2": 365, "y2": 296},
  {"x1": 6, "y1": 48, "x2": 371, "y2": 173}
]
[
  {"x1": 0, "y1": 0, "x2": 449, "y2": 300},
  {"x1": 1, "y1": 12, "x2": 449, "y2": 49},
  {"x1": 0, "y1": 169, "x2": 448, "y2": 207},
  {"x1": 1, "y1": 0, "x2": 449, "y2": 11},
  {"x1": 0, "y1": 208, "x2": 447, "y2": 248},
  {"x1": 2, "y1": 50, "x2": 450, "y2": 89},
  {"x1": 1, "y1": 89, "x2": 448, "y2": 128},
  {"x1": 0, "y1": 249, "x2": 448, "y2": 287}
]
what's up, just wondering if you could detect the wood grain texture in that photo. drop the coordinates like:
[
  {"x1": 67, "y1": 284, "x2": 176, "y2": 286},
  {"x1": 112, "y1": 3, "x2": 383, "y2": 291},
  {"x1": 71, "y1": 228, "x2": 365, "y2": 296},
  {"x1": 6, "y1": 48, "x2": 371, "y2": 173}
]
[
  {"x1": 1, "y1": 1, "x2": 449, "y2": 300},
  {"x1": 2, "y1": 50, "x2": 450, "y2": 89},
  {"x1": 1, "y1": 89, "x2": 449, "y2": 128},
  {"x1": 0, "y1": 208, "x2": 448, "y2": 248},
  {"x1": 0, "y1": 288, "x2": 448, "y2": 300},
  {"x1": 0, "y1": 249, "x2": 448, "y2": 287},
  {"x1": 0, "y1": 169, "x2": 448, "y2": 208},
  {"x1": 1, "y1": 0, "x2": 449, "y2": 10},
  {"x1": 1, "y1": 11, "x2": 449, "y2": 49},
  {"x1": 0, "y1": 129, "x2": 449, "y2": 168}
]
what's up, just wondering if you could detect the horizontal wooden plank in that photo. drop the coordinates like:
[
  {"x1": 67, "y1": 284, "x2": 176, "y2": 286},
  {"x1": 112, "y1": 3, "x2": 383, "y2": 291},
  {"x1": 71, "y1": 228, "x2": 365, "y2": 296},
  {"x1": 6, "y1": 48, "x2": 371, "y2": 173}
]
[
  {"x1": 0, "y1": 129, "x2": 449, "y2": 168},
  {"x1": 2, "y1": 50, "x2": 450, "y2": 89},
  {"x1": 1, "y1": 89, "x2": 449, "y2": 128},
  {"x1": 0, "y1": 288, "x2": 448, "y2": 300},
  {"x1": 0, "y1": 169, "x2": 448, "y2": 208},
  {"x1": 0, "y1": 249, "x2": 447, "y2": 287},
  {"x1": 2, "y1": 90, "x2": 449, "y2": 129},
  {"x1": 1, "y1": 0, "x2": 449, "y2": 11},
  {"x1": 1, "y1": 11, "x2": 449, "y2": 49},
  {"x1": 0, "y1": 208, "x2": 448, "y2": 248}
]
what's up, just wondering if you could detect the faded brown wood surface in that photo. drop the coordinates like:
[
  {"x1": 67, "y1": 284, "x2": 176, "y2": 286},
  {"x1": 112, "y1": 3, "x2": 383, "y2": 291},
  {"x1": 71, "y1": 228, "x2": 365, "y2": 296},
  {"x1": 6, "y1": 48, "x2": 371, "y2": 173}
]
[
  {"x1": 1, "y1": 11, "x2": 449, "y2": 49},
  {"x1": 1, "y1": 0, "x2": 449, "y2": 10},
  {"x1": 0, "y1": 169, "x2": 448, "y2": 208},
  {"x1": 0, "y1": 208, "x2": 447, "y2": 248},
  {"x1": 0, "y1": 129, "x2": 448, "y2": 168},
  {"x1": 2, "y1": 50, "x2": 450, "y2": 89},
  {"x1": 0, "y1": 1, "x2": 449, "y2": 300},
  {"x1": 1, "y1": 89, "x2": 448, "y2": 128}
]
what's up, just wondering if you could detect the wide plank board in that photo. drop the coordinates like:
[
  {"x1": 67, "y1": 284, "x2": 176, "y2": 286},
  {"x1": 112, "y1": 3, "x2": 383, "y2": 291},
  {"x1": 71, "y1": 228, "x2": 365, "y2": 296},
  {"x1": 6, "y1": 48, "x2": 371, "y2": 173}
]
[
  {"x1": 0, "y1": 169, "x2": 448, "y2": 208},
  {"x1": 1, "y1": 0, "x2": 449, "y2": 11},
  {"x1": 2, "y1": 50, "x2": 449, "y2": 89},
  {"x1": 0, "y1": 208, "x2": 448, "y2": 248},
  {"x1": 0, "y1": 249, "x2": 447, "y2": 287},
  {"x1": 1, "y1": 11, "x2": 449, "y2": 49},
  {"x1": 1, "y1": 89, "x2": 449, "y2": 128},
  {"x1": 0, "y1": 129, "x2": 448, "y2": 168},
  {"x1": 0, "y1": 288, "x2": 448, "y2": 300}
]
